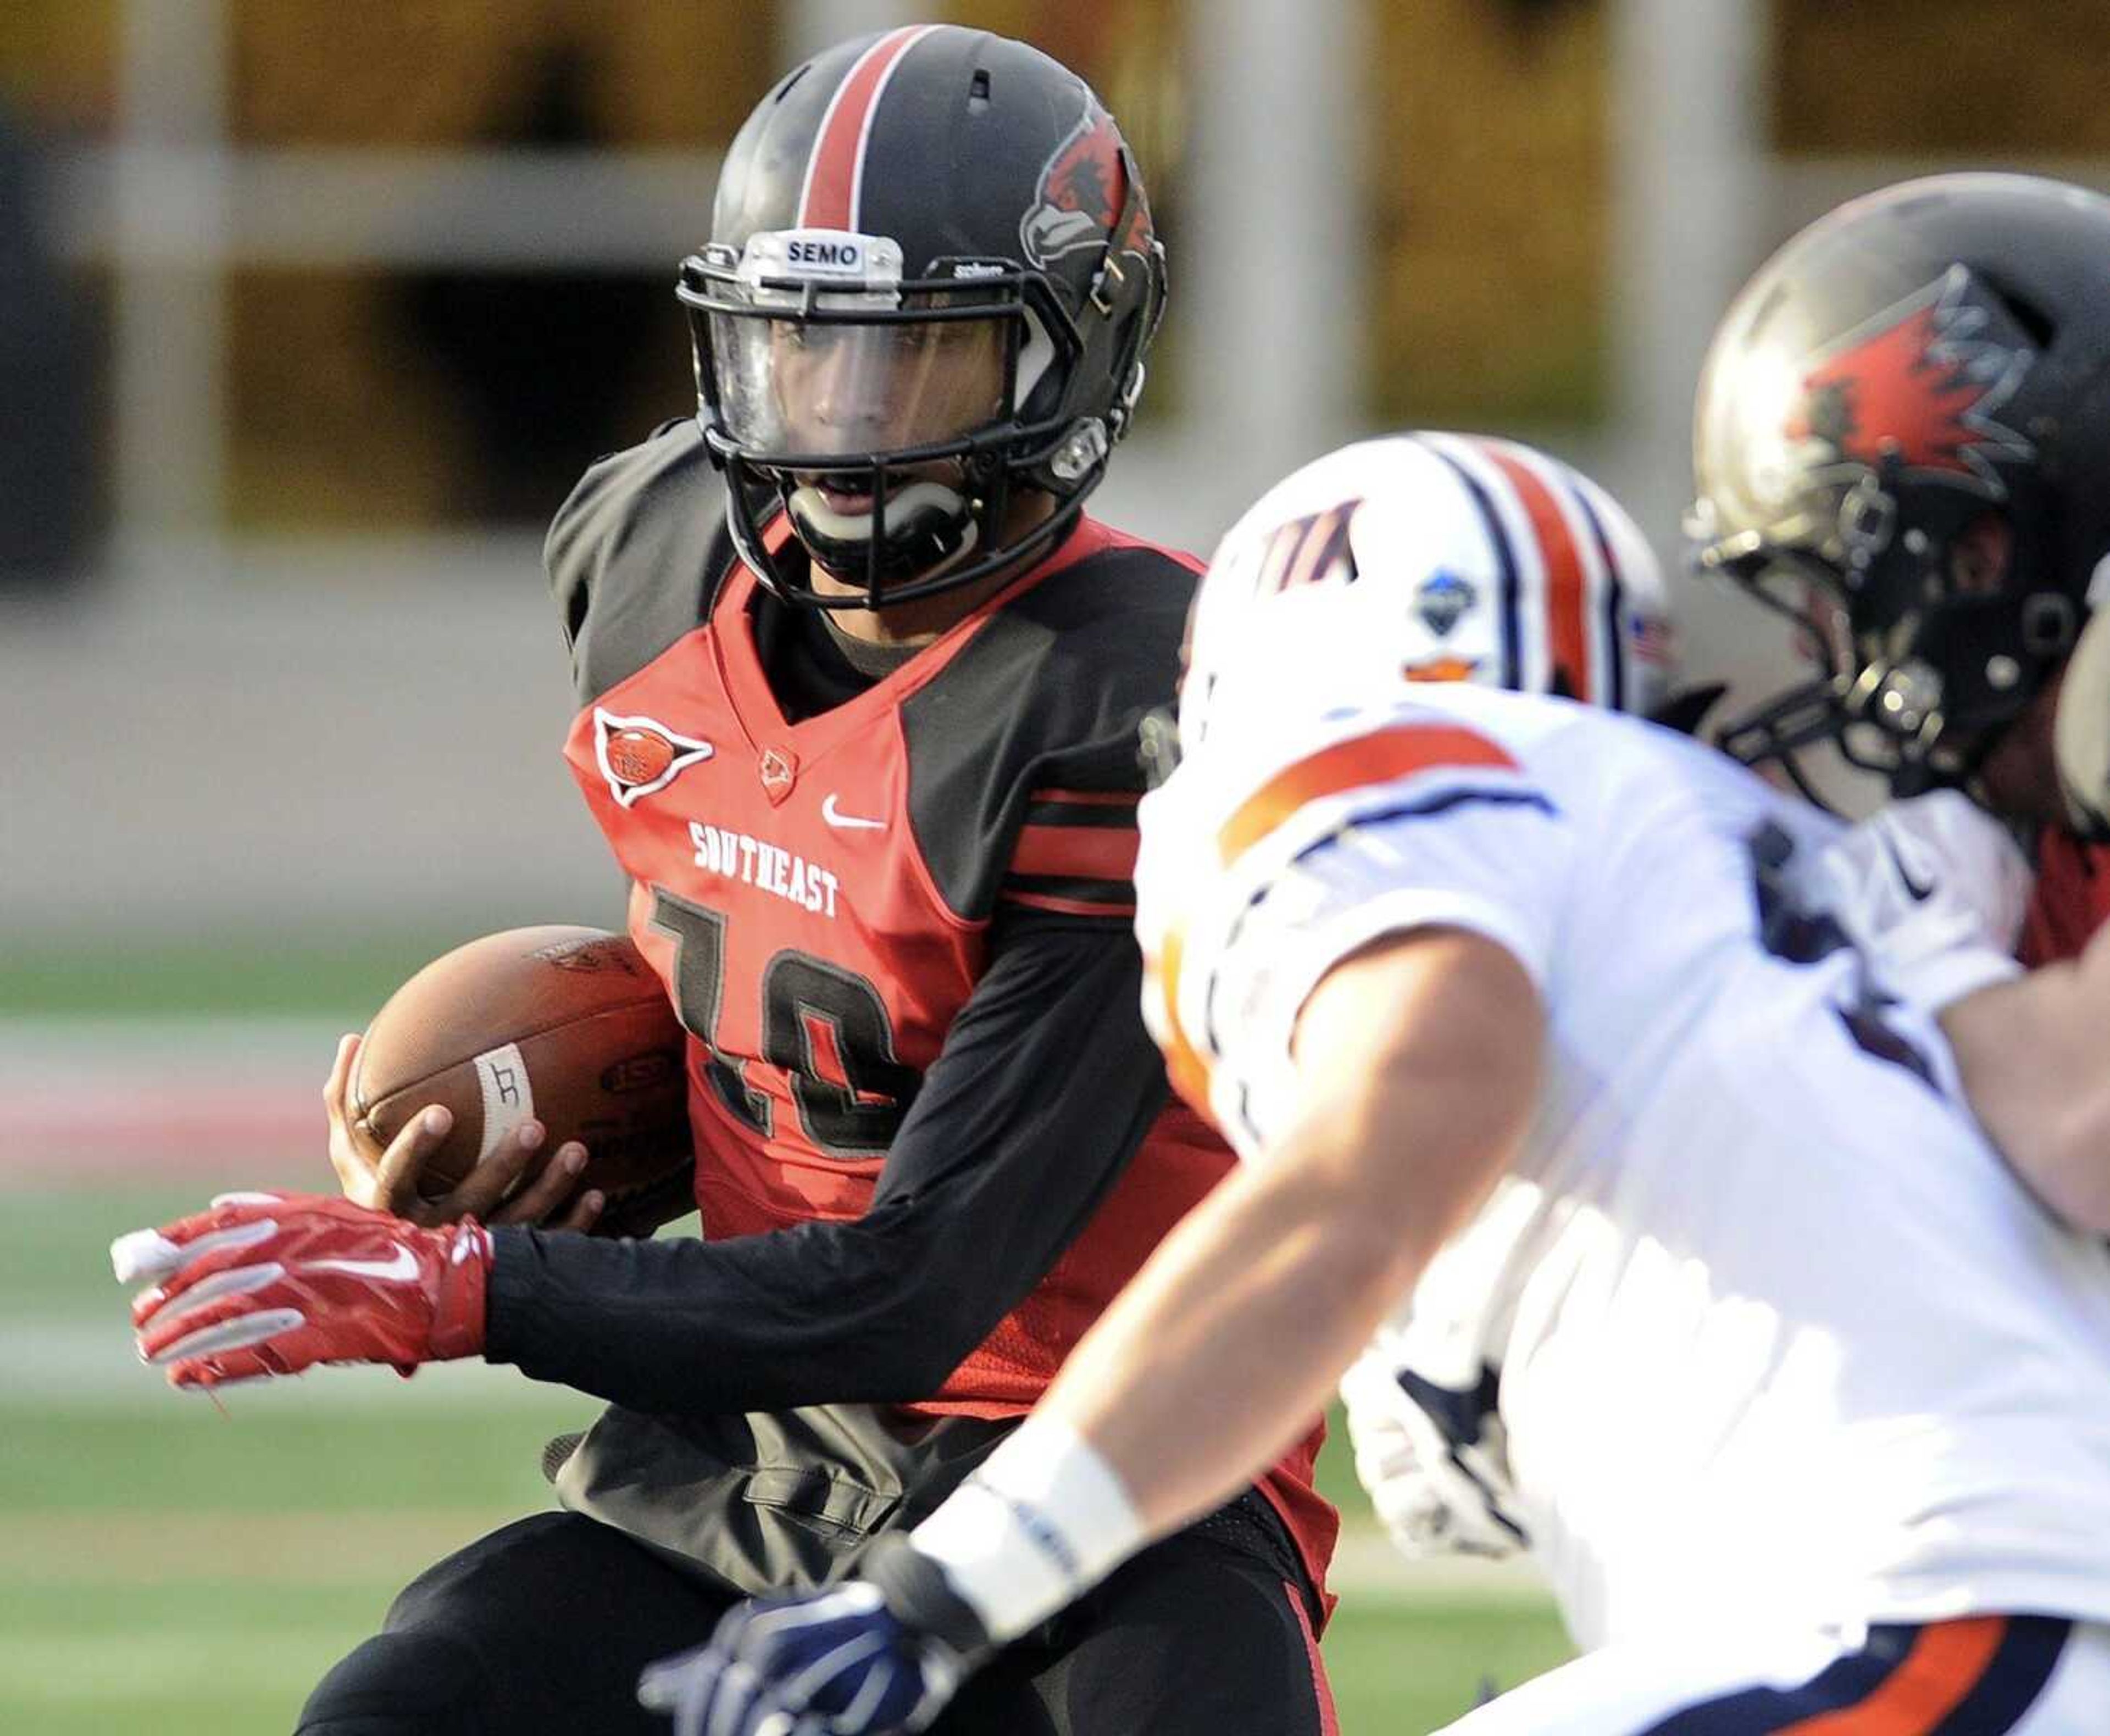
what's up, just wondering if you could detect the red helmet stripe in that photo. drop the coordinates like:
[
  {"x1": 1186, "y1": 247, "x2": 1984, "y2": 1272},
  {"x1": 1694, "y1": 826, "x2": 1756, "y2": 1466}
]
[
  {"x1": 1475, "y1": 440, "x2": 1593, "y2": 705},
  {"x1": 797, "y1": 25, "x2": 941, "y2": 231}
]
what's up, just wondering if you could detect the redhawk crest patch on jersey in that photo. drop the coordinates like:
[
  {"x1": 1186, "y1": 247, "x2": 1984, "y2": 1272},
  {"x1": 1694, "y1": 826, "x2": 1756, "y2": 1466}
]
[
  {"x1": 593, "y1": 709, "x2": 714, "y2": 809},
  {"x1": 758, "y1": 744, "x2": 799, "y2": 803},
  {"x1": 1020, "y1": 96, "x2": 1145, "y2": 268},
  {"x1": 1787, "y1": 265, "x2": 2035, "y2": 499}
]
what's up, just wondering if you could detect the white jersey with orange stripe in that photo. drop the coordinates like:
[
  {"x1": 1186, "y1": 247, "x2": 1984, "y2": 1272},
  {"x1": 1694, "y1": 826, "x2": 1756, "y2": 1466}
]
[{"x1": 1133, "y1": 679, "x2": 2110, "y2": 1649}]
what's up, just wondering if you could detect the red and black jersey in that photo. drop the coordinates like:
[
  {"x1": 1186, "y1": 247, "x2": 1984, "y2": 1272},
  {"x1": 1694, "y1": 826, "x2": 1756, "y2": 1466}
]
[
  {"x1": 486, "y1": 420, "x2": 1335, "y2": 1603},
  {"x1": 2022, "y1": 828, "x2": 2110, "y2": 965}
]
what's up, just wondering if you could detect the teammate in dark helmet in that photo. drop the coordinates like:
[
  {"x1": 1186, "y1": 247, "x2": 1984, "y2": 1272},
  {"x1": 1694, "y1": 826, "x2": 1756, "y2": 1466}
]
[
  {"x1": 1690, "y1": 172, "x2": 2110, "y2": 971},
  {"x1": 680, "y1": 26, "x2": 1165, "y2": 608},
  {"x1": 1689, "y1": 173, "x2": 2110, "y2": 813},
  {"x1": 1689, "y1": 173, "x2": 2110, "y2": 1242}
]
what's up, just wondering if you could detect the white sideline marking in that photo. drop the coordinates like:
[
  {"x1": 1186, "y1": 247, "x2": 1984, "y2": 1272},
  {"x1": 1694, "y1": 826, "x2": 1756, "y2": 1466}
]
[
  {"x1": 0, "y1": 1016, "x2": 335, "y2": 1181},
  {"x1": 2, "y1": 1319, "x2": 580, "y2": 1411}
]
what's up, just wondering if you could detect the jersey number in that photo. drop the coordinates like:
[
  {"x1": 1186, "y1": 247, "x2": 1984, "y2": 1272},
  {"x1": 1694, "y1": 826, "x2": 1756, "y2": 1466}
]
[
  {"x1": 1746, "y1": 821, "x2": 1936, "y2": 1087},
  {"x1": 649, "y1": 888, "x2": 922, "y2": 1158}
]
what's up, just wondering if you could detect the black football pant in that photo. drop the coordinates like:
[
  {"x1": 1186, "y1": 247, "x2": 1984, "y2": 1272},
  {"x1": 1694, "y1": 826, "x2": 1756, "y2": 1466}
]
[{"x1": 296, "y1": 1510, "x2": 1336, "y2": 1736}]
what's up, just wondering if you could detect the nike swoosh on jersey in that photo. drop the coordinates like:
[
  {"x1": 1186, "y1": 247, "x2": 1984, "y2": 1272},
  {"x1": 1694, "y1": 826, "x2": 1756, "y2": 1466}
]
[
  {"x1": 1881, "y1": 830, "x2": 1935, "y2": 902},
  {"x1": 305, "y1": 1246, "x2": 421, "y2": 1284},
  {"x1": 821, "y1": 793, "x2": 886, "y2": 831}
]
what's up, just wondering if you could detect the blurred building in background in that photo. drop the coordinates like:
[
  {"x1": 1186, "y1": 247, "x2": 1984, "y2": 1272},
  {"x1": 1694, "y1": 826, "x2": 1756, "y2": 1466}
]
[{"x1": 2, "y1": 0, "x2": 2107, "y2": 958}]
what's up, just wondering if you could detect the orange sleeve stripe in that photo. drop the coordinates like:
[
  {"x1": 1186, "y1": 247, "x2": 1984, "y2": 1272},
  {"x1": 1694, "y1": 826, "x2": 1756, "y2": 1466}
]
[
  {"x1": 1217, "y1": 724, "x2": 1518, "y2": 866},
  {"x1": 1476, "y1": 440, "x2": 1592, "y2": 705},
  {"x1": 1011, "y1": 824, "x2": 1141, "y2": 882},
  {"x1": 1150, "y1": 929, "x2": 1216, "y2": 1117},
  {"x1": 1781, "y1": 1617, "x2": 2006, "y2": 1735}
]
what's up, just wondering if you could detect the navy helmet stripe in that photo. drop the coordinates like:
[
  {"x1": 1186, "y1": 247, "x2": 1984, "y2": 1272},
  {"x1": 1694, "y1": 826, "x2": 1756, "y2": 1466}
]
[
  {"x1": 1567, "y1": 476, "x2": 1628, "y2": 714},
  {"x1": 1421, "y1": 438, "x2": 1523, "y2": 692}
]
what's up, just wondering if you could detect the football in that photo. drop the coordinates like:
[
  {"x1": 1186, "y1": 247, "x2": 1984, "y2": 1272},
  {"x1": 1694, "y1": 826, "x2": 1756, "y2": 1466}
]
[{"x1": 349, "y1": 925, "x2": 693, "y2": 1206}]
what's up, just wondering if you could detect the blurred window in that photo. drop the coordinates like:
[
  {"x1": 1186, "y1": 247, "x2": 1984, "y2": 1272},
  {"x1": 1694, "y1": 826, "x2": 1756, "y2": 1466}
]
[
  {"x1": 1363, "y1": 0, "x2": 1608, "y2": 427},
  {"x1": 225, "y1": 265, "x2": 685, "y2": 530},
  {"x1": 216, "y1": 1, "x2": 779, "y2": 529},
  {"x1": 0, "y1": 2, "x2": 119, "y2": 140},
  {"x1": 1774, "y1": 0, "x2": 2110, "y2": 153},
  {"x1": 229, "y1": 1, "x2": 772, "y2": 148},
  {"x1": 0, "y1": 7, "x2": 115, "y2": 582}
]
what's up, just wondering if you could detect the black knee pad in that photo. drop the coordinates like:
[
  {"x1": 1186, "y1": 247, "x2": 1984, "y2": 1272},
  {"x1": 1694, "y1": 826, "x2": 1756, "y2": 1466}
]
[{"x1": 295, "y1": 1627, "x2": 486, "y2": 1736}]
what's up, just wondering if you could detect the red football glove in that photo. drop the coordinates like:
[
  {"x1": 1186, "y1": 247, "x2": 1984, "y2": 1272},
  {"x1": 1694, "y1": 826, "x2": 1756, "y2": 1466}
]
[{"x1": 113, "y1": 1190, "x2": 491, "y2": 1389}]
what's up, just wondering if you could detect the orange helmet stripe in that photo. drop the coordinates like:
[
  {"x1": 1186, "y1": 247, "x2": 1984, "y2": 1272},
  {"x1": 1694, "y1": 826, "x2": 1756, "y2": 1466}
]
[{"x1": 1475, "y1": 439, "x2": 1593, "y2": 704}]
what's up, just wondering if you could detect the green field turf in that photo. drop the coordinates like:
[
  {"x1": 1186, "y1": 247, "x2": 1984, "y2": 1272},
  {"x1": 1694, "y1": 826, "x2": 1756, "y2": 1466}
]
[
  {"x1": 7, "y1": 1176, "x2": 1572, "y2": 1731},
  {"x1": 0, "y1": 932, "x2": 484, "y2": 1018}
]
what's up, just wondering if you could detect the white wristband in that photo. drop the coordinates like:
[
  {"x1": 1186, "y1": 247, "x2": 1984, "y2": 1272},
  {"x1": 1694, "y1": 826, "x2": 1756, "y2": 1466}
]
[{"x1": 909, "y1": 1416, "x2": 1146, "y2": 1644}]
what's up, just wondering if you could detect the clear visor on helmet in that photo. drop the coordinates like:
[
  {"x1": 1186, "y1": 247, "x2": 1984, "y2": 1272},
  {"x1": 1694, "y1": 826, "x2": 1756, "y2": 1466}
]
[{"x1": 707, "y1": 300, "x2": 1014, "y2": 460}]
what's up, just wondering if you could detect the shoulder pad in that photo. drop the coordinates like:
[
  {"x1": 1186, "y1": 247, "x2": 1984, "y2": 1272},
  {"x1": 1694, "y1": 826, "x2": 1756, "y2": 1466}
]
[{"x1": 548, "y1": 420, "x2": 734, "y2": 704}]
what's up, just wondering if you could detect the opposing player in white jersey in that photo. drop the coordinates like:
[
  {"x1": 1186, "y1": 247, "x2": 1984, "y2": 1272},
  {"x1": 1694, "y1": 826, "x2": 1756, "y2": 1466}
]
[{"x1": 635, "y1": 435, "x2": 2110, "y2": 1734}]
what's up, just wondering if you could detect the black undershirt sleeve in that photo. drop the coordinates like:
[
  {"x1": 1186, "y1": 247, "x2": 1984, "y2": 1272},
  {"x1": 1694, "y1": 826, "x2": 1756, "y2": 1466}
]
[{"x1": 482, "y1": 907, "x2": 1169, "y2": 1415}]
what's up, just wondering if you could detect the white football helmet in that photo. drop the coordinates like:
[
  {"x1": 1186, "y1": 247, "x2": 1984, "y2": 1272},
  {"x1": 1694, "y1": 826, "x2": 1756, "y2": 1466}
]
[{"x1": 1180, "y1": 432, "x2": 1675, "y2": 749}]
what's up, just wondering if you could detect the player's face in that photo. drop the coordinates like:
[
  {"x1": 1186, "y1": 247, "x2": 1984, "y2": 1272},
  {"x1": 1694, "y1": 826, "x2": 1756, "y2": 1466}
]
[
  {"x1": 712, "y1": 307, "x2": 1009, "y2": 468},
  {"x1": 1975, "y1": 661, "x2": 2068, "y2": 823}
]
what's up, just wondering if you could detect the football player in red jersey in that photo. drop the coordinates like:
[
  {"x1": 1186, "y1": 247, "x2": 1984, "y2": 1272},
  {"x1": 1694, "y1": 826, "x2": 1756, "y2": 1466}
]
[{"x1": 113, "y1": 26, "x2": 1342, "y2": 1736}]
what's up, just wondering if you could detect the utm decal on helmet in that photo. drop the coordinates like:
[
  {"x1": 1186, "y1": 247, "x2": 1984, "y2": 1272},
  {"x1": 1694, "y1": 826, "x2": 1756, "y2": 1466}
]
[
  {"x1": 1786, "y1": 266, "x2": 2035, "y2": 500},
  {"x1": 1247, "y1": 500, "x2": 1359, "y2": 598}
]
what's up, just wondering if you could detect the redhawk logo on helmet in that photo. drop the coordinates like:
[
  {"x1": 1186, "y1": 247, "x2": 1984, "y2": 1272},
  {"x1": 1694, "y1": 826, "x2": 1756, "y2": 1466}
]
[
  {"x1": 1021, "y1": 102, "x2": 1148, "y2": 269},
  {"x1": 1786, "y1": 266, "x2": 2035, "y2": 499}
]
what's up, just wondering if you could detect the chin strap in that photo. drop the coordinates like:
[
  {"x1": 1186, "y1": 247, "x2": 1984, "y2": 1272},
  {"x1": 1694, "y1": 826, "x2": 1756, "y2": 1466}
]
[{"x1": 786, "y1": 478, "x2": 979, "y2": 601}]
